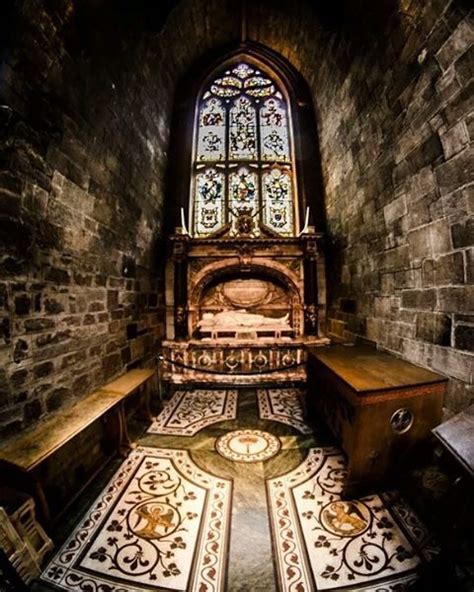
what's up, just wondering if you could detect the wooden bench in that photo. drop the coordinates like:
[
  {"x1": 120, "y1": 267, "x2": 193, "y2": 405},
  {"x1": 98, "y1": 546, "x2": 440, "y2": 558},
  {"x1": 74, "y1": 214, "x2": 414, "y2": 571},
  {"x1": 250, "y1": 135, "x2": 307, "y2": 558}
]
[
  {"x1": 0, "y1": 368, "x2": 155, "y2": 526},
  {"x1": 307, "y1": 344, "x2": 447, "y2": 497}
]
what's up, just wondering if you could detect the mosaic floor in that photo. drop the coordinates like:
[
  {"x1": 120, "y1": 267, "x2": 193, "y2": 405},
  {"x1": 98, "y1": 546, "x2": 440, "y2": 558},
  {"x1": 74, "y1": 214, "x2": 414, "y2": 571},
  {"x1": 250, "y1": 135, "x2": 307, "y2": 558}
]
[{"x1": 36, "y1": 388, "x2": 438, "y2": 592}]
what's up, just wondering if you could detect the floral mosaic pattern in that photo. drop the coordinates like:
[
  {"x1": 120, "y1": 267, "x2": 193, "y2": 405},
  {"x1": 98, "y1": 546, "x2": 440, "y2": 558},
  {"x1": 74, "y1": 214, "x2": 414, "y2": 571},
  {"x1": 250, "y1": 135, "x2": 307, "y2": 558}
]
[
  {"x1": 257, "y1": 388, "x2": 312, "y2": 434},
  {"x1": 148, "y1": 390, "x2": 238, "y2": 436},
  {"x1": 41, "y1": 447, "x2": 232, "y2": 592},
  {"x1": 267, "y1": 447, "x2": 438, "y2": 591}
]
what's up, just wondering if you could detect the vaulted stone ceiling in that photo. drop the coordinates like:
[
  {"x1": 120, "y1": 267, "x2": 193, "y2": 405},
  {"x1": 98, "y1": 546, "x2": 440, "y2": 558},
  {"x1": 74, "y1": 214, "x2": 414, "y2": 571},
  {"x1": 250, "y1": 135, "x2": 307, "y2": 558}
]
[{"x1": 0, "y1": 0, "x2": 472, "y2": 435}]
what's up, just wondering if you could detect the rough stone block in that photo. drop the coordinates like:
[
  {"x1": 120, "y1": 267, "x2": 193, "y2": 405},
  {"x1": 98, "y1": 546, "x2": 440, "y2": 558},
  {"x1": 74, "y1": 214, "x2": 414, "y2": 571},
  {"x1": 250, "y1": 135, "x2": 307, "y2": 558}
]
[
  {"x1": 45, "y1": 267, "x2": 70, "y2": 284},
  {"x1": 436, "y1": 18, "x2": 474, "y2": 71},
  {"x1": 436, "y1": 147, "x2": 474, "y2": 195},
  {"x1": 454, "y1": 324, "x2": 474, "y2": 351},
  {"x1": 431, "y1": 345, "x2": 473, "y2": 382},
  {"x1": 430, "y1": 220, "x2": 452, "y2": 255},
  {"x1": 45, "y1": 297, "x2": 65, "y2": 314},
  {"x1": 444, "y1": 379, "x2": 474, "y2": 415},
  {"x1": 384, "y1": 194, "x2": 407, "y2": 224},
  {"x1": 451, "y1": 217, "x2": 474, "y2": 248},
  {"x1": 434, "y1": 251, "x2": 465, "y2": 285},
  {"x1": 14, "y1": 294, "x2": 31, "y2": 315},
  {"x1": 24, "y1": 398, "x2": 43, "y2": 423},
  {"x1": 439, "y1": 121, "x2": 469, "y2": 159},
  {"x1": 416, "y1": 312, "x2": 451, "y2": 345},
  {"x1": 102, "y1": 353, "x2": 121, "y2": 379},
  {"x1": 437, "y1": 286, "x2": 474, "y2": 312},
  {"x1": 46, "y1": 387, "x2": 72, "y2": 412},
  {"x1": 466, "y1": 248, "x2": 474, "y2": 283},
  {"x1": 408, "y1": 225, "x2": 432, "y2": 259},
  {"x1": 34, "y1": 361, "x2": 54, "y2": 379},
  {"x1": 12, "y1": 338, "x2": 28, "y2": 363},
  {"x1": 409, "y1": 166, "x2": 436, "y2": 197},
  {"x1": 401, "y1": 289, "x2": 437, "y2": 310}
]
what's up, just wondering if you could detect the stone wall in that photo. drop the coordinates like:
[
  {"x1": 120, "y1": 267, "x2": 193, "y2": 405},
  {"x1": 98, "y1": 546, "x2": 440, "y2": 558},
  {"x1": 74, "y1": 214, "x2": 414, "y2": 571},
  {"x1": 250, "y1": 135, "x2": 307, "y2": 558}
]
[
  {"x1": 248, "y1": 0, "x2": 473, "y2": 413},
  {"x1": 313, "y1": 2, "x2": 473, "y2": 413},
  {"x1": 0, "y1": 1, "x2": 161, "y2": 436},
  {"x1": 0, "y1": 0, "x2": 240, "y2": 437}
]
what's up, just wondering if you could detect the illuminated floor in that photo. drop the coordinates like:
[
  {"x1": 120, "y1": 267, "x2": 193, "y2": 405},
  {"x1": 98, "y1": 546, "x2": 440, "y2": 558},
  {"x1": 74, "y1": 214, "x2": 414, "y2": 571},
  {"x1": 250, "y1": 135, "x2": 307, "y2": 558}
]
[{"x1": 35, "y1": 388, "x2": 438, "y2": 591}]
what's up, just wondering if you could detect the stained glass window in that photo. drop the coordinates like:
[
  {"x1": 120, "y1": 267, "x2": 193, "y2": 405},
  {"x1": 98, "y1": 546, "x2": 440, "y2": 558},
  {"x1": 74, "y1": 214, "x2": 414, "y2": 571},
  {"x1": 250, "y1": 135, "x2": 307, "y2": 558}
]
[
  {"x1": 197, "y1": 98, "x2": 225, "y2": 162},
  {"x1": 229, "y1": 97, "x2": 257, "y2": 160},
  {"x1": 193, "y1": 168, "x2": 225, "y2": 237},
  {"x1": 262, "y1": 168, "x2": 294, "y2": 235},
  {"x1": 229, "y1": 166, "x2": 259, "y2": 234},
  {"x1": 192, "y1": 61, "x2": 297, "y2": 237}
]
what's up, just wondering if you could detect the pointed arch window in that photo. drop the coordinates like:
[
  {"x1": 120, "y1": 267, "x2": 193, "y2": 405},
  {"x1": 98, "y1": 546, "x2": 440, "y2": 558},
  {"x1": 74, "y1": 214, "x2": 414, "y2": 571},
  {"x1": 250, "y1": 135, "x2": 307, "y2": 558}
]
[{"x1": 191, "y1": 61, "x2": 297, "y2": 238}]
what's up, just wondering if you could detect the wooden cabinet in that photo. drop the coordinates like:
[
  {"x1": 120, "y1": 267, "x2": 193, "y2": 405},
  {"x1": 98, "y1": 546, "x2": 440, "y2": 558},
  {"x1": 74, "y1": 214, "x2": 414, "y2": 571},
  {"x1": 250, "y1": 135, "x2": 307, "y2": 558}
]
[{"x1": 307, "y1": 345, "x2": 447, "y2": 497}]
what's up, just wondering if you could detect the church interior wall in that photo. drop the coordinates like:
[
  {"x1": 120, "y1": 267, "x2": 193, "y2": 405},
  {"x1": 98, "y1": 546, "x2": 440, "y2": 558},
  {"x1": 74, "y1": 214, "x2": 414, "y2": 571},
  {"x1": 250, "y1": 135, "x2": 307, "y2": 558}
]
[
  {"x1": 0, "y1": 0, "x2": 472, "y2": 445},
  {"x1": 249, "y1": 0, "x2": 473, "y2": 415}
]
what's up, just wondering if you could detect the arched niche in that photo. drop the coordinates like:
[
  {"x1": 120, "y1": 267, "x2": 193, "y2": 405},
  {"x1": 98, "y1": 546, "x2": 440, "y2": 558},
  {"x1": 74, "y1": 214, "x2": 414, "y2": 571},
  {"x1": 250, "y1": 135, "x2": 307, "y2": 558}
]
[{"x1": 164, "y1": 41, "x2": 326, "y2": 239}]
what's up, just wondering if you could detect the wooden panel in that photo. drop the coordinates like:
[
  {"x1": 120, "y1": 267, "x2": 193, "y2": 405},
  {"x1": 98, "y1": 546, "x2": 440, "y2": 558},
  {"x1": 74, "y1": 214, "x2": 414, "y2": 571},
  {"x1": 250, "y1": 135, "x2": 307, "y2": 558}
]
[
  {"x1": 101, "y1": 368, "x2": 155, "y2": 396},
  {"x1": 0, "y1": 390, "x2": 122, "y2": 471},
  {"x1": 308, "y1": 344, "x2": 446, "y2": 393}
]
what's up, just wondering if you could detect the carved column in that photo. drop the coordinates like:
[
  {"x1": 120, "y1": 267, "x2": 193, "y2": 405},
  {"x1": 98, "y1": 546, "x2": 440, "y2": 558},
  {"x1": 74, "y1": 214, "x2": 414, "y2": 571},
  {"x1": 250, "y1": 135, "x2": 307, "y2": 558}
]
[
  {"x1": 302, "y1": 230, "x2": 319, "y2": 336},
  {"x1": 172, "y1": 235, "x2": 189, "y2": 339}
]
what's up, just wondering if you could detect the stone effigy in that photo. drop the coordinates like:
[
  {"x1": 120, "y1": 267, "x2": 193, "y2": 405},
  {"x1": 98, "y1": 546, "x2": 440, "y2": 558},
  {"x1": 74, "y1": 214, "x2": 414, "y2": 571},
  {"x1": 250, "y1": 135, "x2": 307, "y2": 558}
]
[{"x1": 198, "y1": 309, "x2": 291, "y2": 331}]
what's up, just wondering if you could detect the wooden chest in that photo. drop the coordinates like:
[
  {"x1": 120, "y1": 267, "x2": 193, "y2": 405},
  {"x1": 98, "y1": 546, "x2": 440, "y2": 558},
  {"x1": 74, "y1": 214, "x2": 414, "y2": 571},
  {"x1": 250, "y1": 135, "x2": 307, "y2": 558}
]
[{"x1": 307, "y1": 345, "x2": 447, "y2": 497}]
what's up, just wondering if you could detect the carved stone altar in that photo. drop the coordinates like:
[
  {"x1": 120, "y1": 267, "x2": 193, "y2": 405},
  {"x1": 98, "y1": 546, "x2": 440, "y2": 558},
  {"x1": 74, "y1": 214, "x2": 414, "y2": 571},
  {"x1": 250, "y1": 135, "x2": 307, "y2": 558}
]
[{"x1": 163, "y1": 227, "x2": 328, "y2": 384}]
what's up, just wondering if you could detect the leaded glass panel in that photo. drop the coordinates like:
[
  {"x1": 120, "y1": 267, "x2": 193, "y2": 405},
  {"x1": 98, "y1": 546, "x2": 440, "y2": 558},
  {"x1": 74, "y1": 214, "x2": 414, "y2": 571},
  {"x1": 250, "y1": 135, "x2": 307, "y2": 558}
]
[
  {"x1": 229, "y1": 167, "x2": 260, "y2": 236},
  {"x1": 194, "y1": 168, "x2": 225, "y2": 237},
  {"x1": 262, "y1": 168, "x2": 294, "y2": 236},
  {"x1": 260, "y1": 98, "x2": 289, "y2": 162},
  {"x1": 197, "y1": 98, "x2": 225, "y2": 161},
  {"x1": 229, "y1": 97, "x2": 257, "y2": 160}
]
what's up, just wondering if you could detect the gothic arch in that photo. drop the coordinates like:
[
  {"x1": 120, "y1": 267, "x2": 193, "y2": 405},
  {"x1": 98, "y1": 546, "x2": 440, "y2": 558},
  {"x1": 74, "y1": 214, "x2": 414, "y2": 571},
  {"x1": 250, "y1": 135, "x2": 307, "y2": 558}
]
[{"x1": 165, "y1": 41, "x2": 326, "y2": 238}]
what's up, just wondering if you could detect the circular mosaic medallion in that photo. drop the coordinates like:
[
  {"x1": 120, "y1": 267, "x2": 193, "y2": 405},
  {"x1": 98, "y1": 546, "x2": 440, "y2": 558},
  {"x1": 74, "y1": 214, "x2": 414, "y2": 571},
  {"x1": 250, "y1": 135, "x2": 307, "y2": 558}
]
[
  {"x1": 320, "y1": 500, "x2": 370, "y2": 538},
  {"x1": 216, "y1": 429, "x2": 281, "y2": 463},
  {"x1": 129, "y1": 500, "x2": 179, "y2": 540}
]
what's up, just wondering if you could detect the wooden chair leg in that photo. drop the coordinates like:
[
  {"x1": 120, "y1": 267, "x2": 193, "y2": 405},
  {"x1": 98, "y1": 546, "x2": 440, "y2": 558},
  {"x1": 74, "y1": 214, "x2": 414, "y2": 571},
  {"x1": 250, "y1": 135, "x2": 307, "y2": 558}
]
[
  {"x1": 141, "y1": 383, "x2": 153, "y2": 422},
  {"x1": 119, "y1": 402, "x2": 136, "y2": 454},
  {"x1": 32, "y1": 478, "x2": 51, "y2": 527},
  {"x1": 102, "y1": 406, "x2": 125, "y2": 457}
]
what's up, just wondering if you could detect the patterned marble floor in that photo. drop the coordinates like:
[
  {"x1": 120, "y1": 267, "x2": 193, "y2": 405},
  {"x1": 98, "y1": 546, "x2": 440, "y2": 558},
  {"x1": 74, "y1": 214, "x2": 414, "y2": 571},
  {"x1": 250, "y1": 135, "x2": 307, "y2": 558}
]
[{"x1": 34, "y1": 388, "x2": 438, "y2": 592}]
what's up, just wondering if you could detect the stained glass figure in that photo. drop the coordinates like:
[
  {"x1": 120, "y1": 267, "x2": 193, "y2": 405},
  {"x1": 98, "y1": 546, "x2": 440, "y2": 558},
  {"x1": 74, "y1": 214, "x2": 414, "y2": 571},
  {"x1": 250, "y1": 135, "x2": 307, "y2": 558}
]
[
  {"x1": 262, "y1": 169, "x2": 294, "y2": 236},
  {"x1": 197, "y1": 98, "x2": 225, "y2": 161},
  {"x1": 191, "y1": 61, "x2": 297, "y2": 237},
  {"x1": 260, "y1": 98, "x2": 289, "y2": 161},
  {"x1": 229, "y1": 167, "x2": 259, "y2": 236},
  {"x1": 194, "y1": 168, "x2": 225, "y2": 237},
  {"x1": 229, "y1": 97, "x2": 257, "y2": 160}
]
